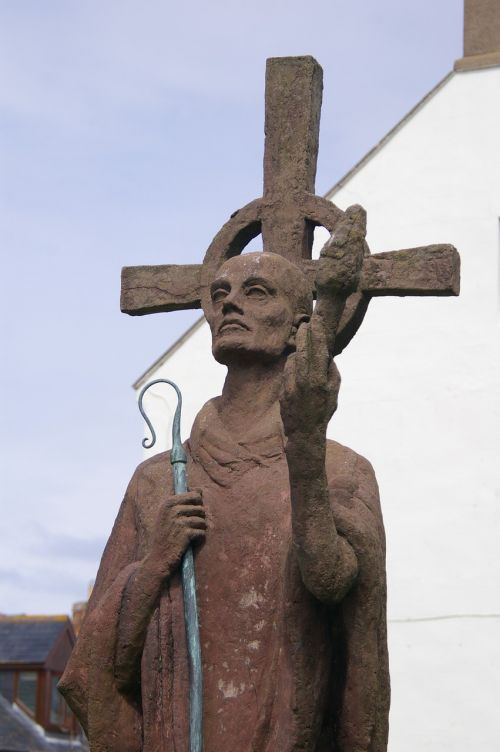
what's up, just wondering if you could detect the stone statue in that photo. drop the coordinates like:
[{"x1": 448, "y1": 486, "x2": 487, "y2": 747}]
[{"x1": 60, "y1": 56, "x2": 459, "y2": 752}]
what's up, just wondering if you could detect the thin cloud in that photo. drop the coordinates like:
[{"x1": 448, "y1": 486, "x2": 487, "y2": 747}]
[{"x1": 27, "y1": 524, "x2": 106, "y2": 562}]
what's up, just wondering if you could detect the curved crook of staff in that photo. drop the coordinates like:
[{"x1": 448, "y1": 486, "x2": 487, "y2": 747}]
[{"x1": 138, "y1": 379, "x2": 203, "y2": 752}]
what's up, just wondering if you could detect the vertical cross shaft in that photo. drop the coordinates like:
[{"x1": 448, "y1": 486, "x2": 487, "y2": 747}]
[{"x1": 262, "y1": 56, "x2": 323, "y2": 261}]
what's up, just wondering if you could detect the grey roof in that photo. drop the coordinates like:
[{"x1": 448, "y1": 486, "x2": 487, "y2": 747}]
[
  {"x1": 0, "y1": 695, "x2": 87, "y2": 752},
  {"x1": 0, "y1": 693, "x2": 51, "y2": 751},
  {"x1": 0, "y1": 619, "x2": 67, "y2": 665}
]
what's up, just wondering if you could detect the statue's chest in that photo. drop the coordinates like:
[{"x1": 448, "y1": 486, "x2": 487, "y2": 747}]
[
  {"x1": 189, "y1": 459, "x2": 295, "y2": 723},
  {"x1": 186, "y1": 454, "x2": 292, "y2": 614},
  {"x1": 193, "y1": 456, "x2": 292, "y2": 559}
]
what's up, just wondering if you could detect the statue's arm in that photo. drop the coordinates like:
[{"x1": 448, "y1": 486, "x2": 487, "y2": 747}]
[
  {"x1": 114, "y1": 484, "x2": 205, "y2": 694},
  {"x1": 114, "y1": 545, "x2": 167, "y2": 693},
  {"x1": 58, "y1": 470, "x2": 143, "y2": 730},
  {"x1": 281, "y1": 318, "x2": 358, "y2": 604},
  {"x1": 281, "y1": 205, "x2": 368, "y2": 603},
  {"x1": 285, "y1": 427, "x2": 358, "y2": 604}
]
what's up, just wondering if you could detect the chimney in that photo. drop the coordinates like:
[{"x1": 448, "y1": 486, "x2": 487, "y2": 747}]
[
  {"x1": 455, "y1": 0, "x2": 500, "y2": 70},
  {"x1": 72, "y1": 601, "x2": 87, "y2": 636}
]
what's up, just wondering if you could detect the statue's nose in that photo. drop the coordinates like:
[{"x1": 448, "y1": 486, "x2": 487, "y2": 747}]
[{"x1": 222, "y1": 294, "x2": 244, "y2": 315}]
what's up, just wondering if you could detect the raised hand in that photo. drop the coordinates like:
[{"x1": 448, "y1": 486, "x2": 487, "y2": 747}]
[
  {"x1": 280, "y1": 314, "x2": 357, "y2": 609},
  {"x1": 280, "y1": 315, "x2": 341, "y2": 439}
]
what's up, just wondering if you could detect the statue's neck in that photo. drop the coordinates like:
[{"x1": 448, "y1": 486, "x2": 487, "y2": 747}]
[{"x1": 218, "y1": 358, "x2": 285, "y2": 440}]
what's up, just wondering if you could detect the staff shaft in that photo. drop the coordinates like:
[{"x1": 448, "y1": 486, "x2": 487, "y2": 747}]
[{"x1": 138, "y1": 379, "x2": 203, "y2": 752}]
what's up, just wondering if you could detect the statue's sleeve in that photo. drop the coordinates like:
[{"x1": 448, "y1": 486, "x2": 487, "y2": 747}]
[
  {"x1": 327, "y1": 449, "x2": 390, "y2": 752},
  {"x1": 59, "y1": 469, "x2": 143, "y2": 752}
]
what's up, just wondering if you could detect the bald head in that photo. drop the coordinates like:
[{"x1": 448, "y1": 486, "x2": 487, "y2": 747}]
[{"x1": 206, "y1": 252, "x2": 313, "y2": 365}]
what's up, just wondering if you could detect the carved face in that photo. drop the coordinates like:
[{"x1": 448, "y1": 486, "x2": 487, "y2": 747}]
[{"x1": 207, "y1": 252, "x2": 311, "y2": 366}]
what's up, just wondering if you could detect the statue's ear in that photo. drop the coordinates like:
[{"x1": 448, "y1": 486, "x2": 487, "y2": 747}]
[{"x1": 286, "y1": 313, "x2": 310, "y2": 350}]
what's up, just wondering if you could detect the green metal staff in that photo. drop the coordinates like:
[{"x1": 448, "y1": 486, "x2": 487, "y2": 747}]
[{"x1": 138, "y1": 378, "x2": 203, "y2": 752}]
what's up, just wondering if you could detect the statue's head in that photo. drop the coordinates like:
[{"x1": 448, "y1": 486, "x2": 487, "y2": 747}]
[{"x1": 206, "y1": 252, "x2": 313, "y2": 366}]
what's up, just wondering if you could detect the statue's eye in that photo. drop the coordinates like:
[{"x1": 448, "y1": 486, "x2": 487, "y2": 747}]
[
  {"x1": 246, "y1": 285, "x2": 268, "y2": 299},
  {"x1": 212, "y1": 288, "x2": 228, "y2": 303}
]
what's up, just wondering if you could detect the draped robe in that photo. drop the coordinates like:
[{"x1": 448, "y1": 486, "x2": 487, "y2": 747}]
[{"x1": 60, "y1": 399, "x2": 389, "y2": 751}]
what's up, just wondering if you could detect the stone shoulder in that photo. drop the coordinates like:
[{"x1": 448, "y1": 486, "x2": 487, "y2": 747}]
[
  {"x1": 325, "y1": 438, "x2": 376, "y2": 482},
  {"x1": 133, "y1": 450, "x2": 172, "y2": 479},
  {"x1": 126, "y1": 451, "x2": 174, "y2": 512},
  {"x1": 325, "y1": 439, "x2": 382, "y2": 526}
]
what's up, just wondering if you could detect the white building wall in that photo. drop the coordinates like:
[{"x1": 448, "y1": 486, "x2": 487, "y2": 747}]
[
  {"x1": 135, "y1": 66, "x2": 500, "y2": 751},
  {"x1": 324, "y1": 65, "x2": 500, "y2": 752}
]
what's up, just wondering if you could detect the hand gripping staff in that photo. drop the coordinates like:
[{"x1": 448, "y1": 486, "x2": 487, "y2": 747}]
[{"x1": 138, "y1": 379, "x2": 203, "y2": 752}]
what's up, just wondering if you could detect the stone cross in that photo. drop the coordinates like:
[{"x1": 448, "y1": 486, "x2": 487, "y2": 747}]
[{"x1": 121, "y1": 56, "x2": 459, "y2": 355}]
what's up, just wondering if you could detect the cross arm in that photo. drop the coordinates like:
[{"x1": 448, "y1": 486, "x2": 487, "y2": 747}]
[
  {"x1": 302, "y1": 243, "x2": 460, "y2": 298},
  {"x1": 121, "y1": 264, "x2": 203, "y2": 315},
  {"x1": 120, "y1": 244, "x2": 459, "y2": 316},
  {"x1": 360, "y1": 243, "x2": 460, "y2": 296}
]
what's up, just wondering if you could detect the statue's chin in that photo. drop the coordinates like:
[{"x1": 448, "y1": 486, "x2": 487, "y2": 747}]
[
  {"x1": 212, "y1": 340, "x2": 286, "y2": 367},
  {"x1": 212, "y1": 341, "x2": 256, "y2": 366}
]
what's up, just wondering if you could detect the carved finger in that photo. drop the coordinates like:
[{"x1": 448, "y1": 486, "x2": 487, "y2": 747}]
[
  {"x1": 309, "y1": 315, "x2": 330, "y2": 380},
  {"x1": 170, "y1": 491, "x2": 203, "y2": 506},
  {"x1": 175, "y1": 505, "x2": 206, "y2": 518},
  {"x1": 282, "y1": 352, "x2": 298, "y2": 401},
  {"x1": 188, "y1": 529, "x2": 206, "y2": 543},
  {"x1": 327, "y1": 360, "x2": 341, "y2": 414},
  {"x1": 186, "y1": 516, "x2": 207, "y2": 529},
  {"x1": 293, "y1": 322, "x2": 310, "y2": 387},
  {"x1": 328, "y1": 359, "x2": 341, "y2": 391}
]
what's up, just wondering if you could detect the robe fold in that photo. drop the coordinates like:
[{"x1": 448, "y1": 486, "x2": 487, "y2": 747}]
[{"x1": 60, "y1": 399, "x2": 389, "y2": 752}]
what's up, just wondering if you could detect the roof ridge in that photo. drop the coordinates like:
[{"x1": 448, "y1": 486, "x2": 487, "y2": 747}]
[
  {"x1": 0, "y1": 615, "x2": 69, "y2": 622},
  {"x1": 323, "y1": 70, "x2": 454, "y2": 199},
  {"x1": 132, "y1": 315, "x2": 205, "y2": 390}
]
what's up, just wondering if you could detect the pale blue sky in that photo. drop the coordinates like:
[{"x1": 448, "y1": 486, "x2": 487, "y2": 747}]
[{"x1": 0, "y1": 1, "x2": 463, "y2": 613}]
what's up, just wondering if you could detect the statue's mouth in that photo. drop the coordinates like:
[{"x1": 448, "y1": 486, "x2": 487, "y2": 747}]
[{"x1": 219, "y1": 318, "x2": 249, "y2": 333}]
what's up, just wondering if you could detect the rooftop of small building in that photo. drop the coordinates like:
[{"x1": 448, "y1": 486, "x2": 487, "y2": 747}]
[
  {"x1": 0, "y1": 616, "x2": 72, "y2": 665},
  {"x1": 0, "y1": 693, "x2": 51, "y2": 752},
  {"x1": 0, "y1": 694, "x2": 85, "y2": 752}
]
